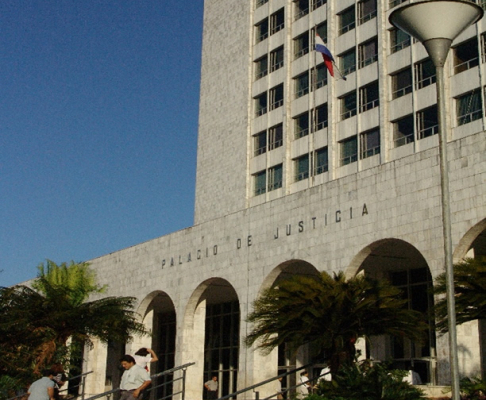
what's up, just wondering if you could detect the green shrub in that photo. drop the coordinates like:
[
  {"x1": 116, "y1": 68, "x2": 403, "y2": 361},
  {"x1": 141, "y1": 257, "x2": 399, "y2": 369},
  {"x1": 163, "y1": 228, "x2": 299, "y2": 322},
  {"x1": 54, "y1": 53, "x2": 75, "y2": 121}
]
[
  {"x1": 312, "y1": 360, "x2": 426, "y2": 400},
  {"x1": 459, "y1": 376, "x2": 486, "y2": 400}
]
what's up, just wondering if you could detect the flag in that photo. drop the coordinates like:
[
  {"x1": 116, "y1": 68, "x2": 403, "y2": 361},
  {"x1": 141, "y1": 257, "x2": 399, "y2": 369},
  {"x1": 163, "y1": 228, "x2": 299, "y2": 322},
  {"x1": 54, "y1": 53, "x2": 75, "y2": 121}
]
[
  {"x1": 315, "y1": 34, "x2": 347, "y2": 81},
  {"x1": 315, "y1": 34, "x2": 334, "y2": 77}
]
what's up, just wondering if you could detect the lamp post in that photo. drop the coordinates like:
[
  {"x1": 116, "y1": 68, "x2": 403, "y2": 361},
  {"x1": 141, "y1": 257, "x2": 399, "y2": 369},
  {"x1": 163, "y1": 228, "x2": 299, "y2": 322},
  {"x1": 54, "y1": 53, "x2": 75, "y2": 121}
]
[{"x1": 389, "y1": 2, "x2": 483, "y2": 399}]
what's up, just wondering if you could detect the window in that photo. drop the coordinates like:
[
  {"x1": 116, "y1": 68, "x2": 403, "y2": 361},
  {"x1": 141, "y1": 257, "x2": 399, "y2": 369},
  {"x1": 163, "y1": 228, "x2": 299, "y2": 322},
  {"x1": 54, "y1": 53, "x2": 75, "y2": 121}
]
[
  {"x1": 393, "y1": 114, "x2": 414, "y2": 147},
  {"x1": 417, "y1": 106, "x2": 438, "y2": 138},
  {"x1": 339, "y1": 7, "x2": 356, "y2": 35},
  {"x1": 270, "y1": 46, "x2": 284, "y2": 72},
  {"x1": 294, "y1": 112, "x2": 309, "y2": 139},
  {"x1": 254, "y1": 131, "x2": 267, "y2": 156},
  {"x1": 256, "y1": 18, "x2": 269, "y2": 43},
  {"x1": 314, "y1": 103, "x2": 328, "y2": 131},
  {"x1": 359, "y1": 81, "x2": 379, "y2": 112},
  {"x1": 456, "y1": 90, "x2": 482, "y2": 126},
  {"x1": 358, "y1": 0, "x2": 377, "y2": 24},
  {"x1": 315, "y1": 22, "x2": 328, "y2": 43},
  {"x1": 358, "y1": 38, "x2": 378, "y2": 68},
  {"x1": 415, "y1": 59, "x2": 436, "y2": 89},
  {"x1": 392, "y1": 68, "x2": 412, "y2": 99},
  {"x1": 269, "y1": 84, "x2": 284, "y2": 110},
  {"x1": 341, "y1": 91, "x2": 357, "y2": 119},
  {"x1": 256, "y1": 0, "x2": 269, "y2": 8},
  {"x1": 270, "y1": 8, "x2": 285, "y2": 35},
  {"x1": 340, "y1": 136, "x2": 358, "y2": 165},
  {"x1": 390, "y1": 267, "x2": 435, "y2": 384},
  {"x1": 255, "y1": 92, "x2": 267, "y2": 116},
  {"x1": 254, "y1": 170, "x2": 266, "y2": 195},
  {"x1": 268, "y1": 164, "x2": 283, "y2": 191},
  {"x1": 255, "y1": 56, "x2": 268, "y2": 80},
  {"x1": 269, "y1": 124, "x2": 283, "y2": 150},
  {"x1": 313, "y1": 0, "x2": 326, "y2": 10},
  {"x1": 295, "y1": 72, "x2": 309, "y2": 98},
  {"x1": 390, "y1": 28, "x2": 410, "y2": 53},
  {"x1": 340, "y1": 48, "x2": 356, "y2": 75},
  {"x1": 314, "y1": 147, "x2": 328, "y2": 175},
  {"x1": 294, "y1": 154, "x2": 309, "y2": 181},
  {"x1": 360, "y1": 129, "x2": 380, "y2": 159},
  {"x1": 294, "y1": 32, "x2": 310, "y2": 59},
  {"x1": 295, "y1": 0, "x2": 309, "y2": 20},
  {"x1": 314, "y1": 64, "x2": 328, "y2": 89},
  {"x1": 454, "y1": 37, "x2": 479, "y2": 74},
  {"x1": 389, "y1": 0, "x2": 406, "y2": 8}
]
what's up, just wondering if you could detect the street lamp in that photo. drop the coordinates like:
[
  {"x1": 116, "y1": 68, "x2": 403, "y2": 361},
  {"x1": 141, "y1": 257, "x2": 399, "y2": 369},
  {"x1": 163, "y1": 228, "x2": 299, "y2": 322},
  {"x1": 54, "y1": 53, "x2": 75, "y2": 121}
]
[{"x1": 389, "y1": 1, "x2": 483, "y2": 399}]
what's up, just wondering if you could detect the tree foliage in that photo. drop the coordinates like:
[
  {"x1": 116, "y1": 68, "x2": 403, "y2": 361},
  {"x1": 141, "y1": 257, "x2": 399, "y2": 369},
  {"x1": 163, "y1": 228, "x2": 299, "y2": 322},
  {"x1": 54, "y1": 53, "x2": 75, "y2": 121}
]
[
  {"x1": 0, "y1": 261, "x2": 147, "y2": 393},
  {"x1": 33, "y1": 260, "x2": 107, "y2": 305},
  {"x1": 246, "y1": 271, "x2": 427, "y2": 374},
  {"x1": 433, "y1": 258, "x2": 486, "y2": 333}
]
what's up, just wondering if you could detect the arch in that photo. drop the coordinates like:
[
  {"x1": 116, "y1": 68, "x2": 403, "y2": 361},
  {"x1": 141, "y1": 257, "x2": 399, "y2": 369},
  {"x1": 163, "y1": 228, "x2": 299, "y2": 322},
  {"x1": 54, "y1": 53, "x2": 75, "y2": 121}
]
[
  {"x1": 345, "y1": 238, "x2": 427, "y2": 278},
  {"x1": 345, "y1": 238, "x2": 435, "y2": 385},
  {"x1": 260, "y1": 259, "x2": 320, "y2": 294},
  {"x1": 253, "y1": 260, "x2": 321, "y2": 399},
  {"x1": 452, "y1": 218, "x2": 486, "y2": 379},
  {"x1": 181, "y1": 278, "x2": 240, "y2": 400},
  {"x1": 453, "y1": 217, "x2": 486, "y2": 260}
]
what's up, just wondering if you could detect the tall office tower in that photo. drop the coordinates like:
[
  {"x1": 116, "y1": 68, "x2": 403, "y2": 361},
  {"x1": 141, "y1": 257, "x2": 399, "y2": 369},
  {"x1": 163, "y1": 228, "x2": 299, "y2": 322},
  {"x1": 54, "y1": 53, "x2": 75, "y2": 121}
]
[
  {"x1": 80, "y1": 1, "x2": 485, "y2": 398},
  {"x1": 195, "y1": 0, "x2": 484, "y2": 224}
]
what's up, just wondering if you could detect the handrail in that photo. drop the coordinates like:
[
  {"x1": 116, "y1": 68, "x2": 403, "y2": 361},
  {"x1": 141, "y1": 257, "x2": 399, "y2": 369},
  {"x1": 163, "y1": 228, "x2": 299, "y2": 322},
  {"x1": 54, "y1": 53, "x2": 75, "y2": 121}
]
[
  {"x1": 215, "y1": 364, "x2": 311, "y2": 400},
  {"x1": 5, "y1": 371, "x2": 94, "y2": 400},
  {"x1": 82, "y1": 363, "x2": 195, "y2": 400}
]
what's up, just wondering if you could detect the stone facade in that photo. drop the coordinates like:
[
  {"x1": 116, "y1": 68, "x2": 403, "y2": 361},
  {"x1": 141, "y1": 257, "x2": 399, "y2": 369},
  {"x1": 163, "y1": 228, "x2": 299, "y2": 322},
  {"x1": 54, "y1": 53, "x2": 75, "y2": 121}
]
[{"x1": 81, "y1": 0, "x2": 486, "y2": 398}]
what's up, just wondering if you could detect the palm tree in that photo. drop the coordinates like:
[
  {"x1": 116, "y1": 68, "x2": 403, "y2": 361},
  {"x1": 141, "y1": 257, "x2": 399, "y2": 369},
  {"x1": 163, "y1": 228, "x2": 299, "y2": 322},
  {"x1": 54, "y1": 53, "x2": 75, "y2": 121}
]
[
  {"x1": 433, "y1": 257, "x2": 486, "y2": 333},
  {"x1": 246, "y1": 271, "x2": 427, "y2": 374},
  {"x1": 0, "y1": 261, "x2": 147, "y2": 390}
]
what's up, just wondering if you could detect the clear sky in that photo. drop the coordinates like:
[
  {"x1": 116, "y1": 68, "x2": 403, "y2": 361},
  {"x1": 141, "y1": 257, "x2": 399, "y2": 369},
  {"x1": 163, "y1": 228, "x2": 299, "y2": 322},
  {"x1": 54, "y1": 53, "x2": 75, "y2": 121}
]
[{"x1": 0, "y1": 1, "x2": 204, "y2": 287}]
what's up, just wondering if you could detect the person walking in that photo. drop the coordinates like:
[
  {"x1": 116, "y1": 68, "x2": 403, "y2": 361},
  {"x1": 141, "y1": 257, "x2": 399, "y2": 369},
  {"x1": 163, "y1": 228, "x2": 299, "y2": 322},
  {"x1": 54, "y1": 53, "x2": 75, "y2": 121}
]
[
  {"x1": 119, "y1": 355, "x2": 152, "y2": 400},
  {"x1": 28, "y1": 369, "x2": 55, "y2": 400},
  {"x1": 133, "y1": 348, "x2": 158, "y2": 371},
  {"x1": 204, "y1": 376, "x2": 218, "y2": 400}
]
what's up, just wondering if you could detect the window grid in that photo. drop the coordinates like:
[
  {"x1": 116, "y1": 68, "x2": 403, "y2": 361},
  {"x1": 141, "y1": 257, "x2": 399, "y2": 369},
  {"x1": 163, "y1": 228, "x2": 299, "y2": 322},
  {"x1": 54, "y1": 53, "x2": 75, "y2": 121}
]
[
  {"x1": 294, "y1": 0, "x2": 310, "y2": 21},
  {"x1": 417, "y1": 106, "x2": 439, "y2": 139},
  {"x1": 254, "y1": 131, "x2": 267, "y2": 156},
  {"x1": 256, "y1": 0, "x2": 269, "y2": 8},
  {"x1": 270, "y1": 47, "x2": 284, "y2": 72},
  {"x1": 268, "y1": 164, "x2": 283, "y2": 191},
  {"x1": 415, "y1": 59, "x2": 436, "y2": 90},
  {"x1": 340, "y1": 136, "x2": 358, "y2": 166},
  {"x1": 270, "y1": 9, "x2": 285, "y2": 35},
  {"x1": 393, "y1": 114, "x2": 415, "y2": 148},
  {"x1": 314, "y1": 147, "x2": 328, "y2": 175},
  {"x1": 294, "y1": 154, "x2": 309, "y2": 182},
  {"x1": 453, "y1": 37, "x2": 480, "y2": 74},
  {"x1": 269, "y1": 124, "x2": 283, "y2": 150},
  {"x1": 360, "y1": 129, "x2": 381, "y2": 159},
  {"x1": 456, "y1": 90, "x2": 482, "y2": 126},
  {"x1": 358, "y1": 0, "x2": 377, "y2": 25},
  {"x1": 392, "y1": 68, "x2": 412, "y2": 99},
  {"x1": 269, "y1": 84, "x2": 284, "y2": 111},
  {"x1": 339, "y1": 7, "x2": 356, "y2": 35}
]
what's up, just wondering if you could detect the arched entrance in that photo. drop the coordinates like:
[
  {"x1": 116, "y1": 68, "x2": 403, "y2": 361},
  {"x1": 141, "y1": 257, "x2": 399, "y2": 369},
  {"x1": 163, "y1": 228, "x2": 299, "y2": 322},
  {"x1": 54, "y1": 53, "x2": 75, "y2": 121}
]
[
  {"x1": 350, "y1": 239, "x2": 436, "y2": 384},
  {"x1": 202, "y1": 280, "x2": 240, "y2": 399},
  {"x1": 263, "y1": 260, "x2": 321, "y2": 396},
  {"x1": 135, "y1": 291, "x2": 177, "y2": 400}
]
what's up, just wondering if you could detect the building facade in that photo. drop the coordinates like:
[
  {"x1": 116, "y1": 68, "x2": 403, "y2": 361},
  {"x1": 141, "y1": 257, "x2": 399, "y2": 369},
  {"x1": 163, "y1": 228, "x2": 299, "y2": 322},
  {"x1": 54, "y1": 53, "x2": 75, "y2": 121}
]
[{"x1": 82, "y1": 0, "x2": 486, "y2": 398}]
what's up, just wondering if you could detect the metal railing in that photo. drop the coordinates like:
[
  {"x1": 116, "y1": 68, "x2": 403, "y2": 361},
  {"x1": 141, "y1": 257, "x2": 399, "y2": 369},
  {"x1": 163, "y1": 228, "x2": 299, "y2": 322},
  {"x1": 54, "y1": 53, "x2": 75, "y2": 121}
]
[
  {"x1": 83, "y1": 363, "x2": 195, "y2": 400},
  {"x1": 6, "y1": 371, "x2": 93, "y2": 400},
  {"x1": 215, "y1": 365, "x2": 311, "y2": 400}
]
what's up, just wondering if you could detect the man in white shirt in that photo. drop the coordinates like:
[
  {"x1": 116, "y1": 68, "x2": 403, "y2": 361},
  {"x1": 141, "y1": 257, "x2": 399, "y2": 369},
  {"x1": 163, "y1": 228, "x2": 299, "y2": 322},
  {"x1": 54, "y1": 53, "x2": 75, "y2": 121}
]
[{"x1": 119, "y1": 355, "x2": 152, "y2": 400}]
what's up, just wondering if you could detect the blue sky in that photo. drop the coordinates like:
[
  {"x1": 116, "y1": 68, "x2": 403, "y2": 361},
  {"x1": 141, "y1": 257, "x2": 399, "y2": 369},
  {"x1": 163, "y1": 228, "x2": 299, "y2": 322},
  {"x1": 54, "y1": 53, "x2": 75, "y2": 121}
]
[{"x1": 0, "y1": 1, "x2": 204, "y2": 287}]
